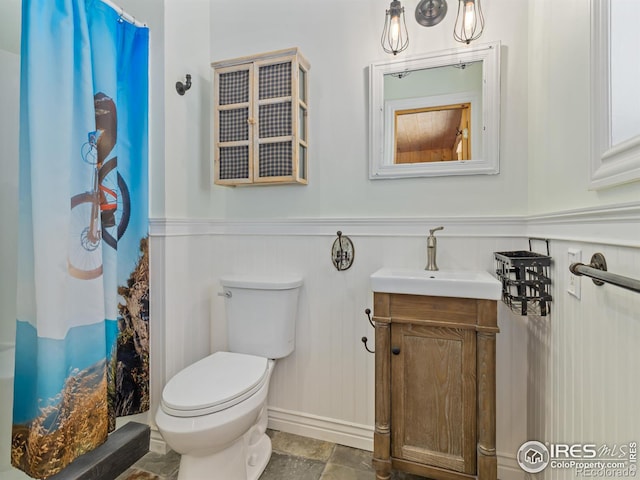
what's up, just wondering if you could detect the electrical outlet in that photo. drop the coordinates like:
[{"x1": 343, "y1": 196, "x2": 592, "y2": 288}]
[{"x1": 567, "y1": 248, "x2": 582, "y2": 299}]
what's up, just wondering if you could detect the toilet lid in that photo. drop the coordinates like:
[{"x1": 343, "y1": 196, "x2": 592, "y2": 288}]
[{"x1": 161, "y1": 351, "x2": 269, "y2": 417}]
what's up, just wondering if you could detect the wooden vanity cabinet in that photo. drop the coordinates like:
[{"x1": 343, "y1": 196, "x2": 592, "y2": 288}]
[{"x1": 372, "y1": 293, "x2": 498, "y2": 480}]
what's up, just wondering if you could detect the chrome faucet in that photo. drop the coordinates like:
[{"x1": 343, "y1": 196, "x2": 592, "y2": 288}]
[{"x1": 425, "y1": 226, "x2": 444, "y2": 271}]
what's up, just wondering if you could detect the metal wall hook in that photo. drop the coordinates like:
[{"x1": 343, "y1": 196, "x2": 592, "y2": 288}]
[
  {"x1": 365, "y1": 308, "x2": 375, "y2": 328},
  {"x1": 362, "y1": 337, "x2": 374, "y2": 354},
  {"x1": 361, "y1": 308, "x2": 375, "y2": 353},
  {"x1": 332, "y1": 231, "x2": 354, "y2": 271},
  {"x1": 176, "y1": 74, "x2": 192, "y2": 96}
]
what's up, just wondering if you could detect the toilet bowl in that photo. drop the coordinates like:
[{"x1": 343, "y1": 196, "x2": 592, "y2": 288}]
[
  {"x1": 155, "y1": 275, "x2": 302, "y2": 480},
  {"x1": 156, "y1": 352, "x2": 275, "y2": 479}
]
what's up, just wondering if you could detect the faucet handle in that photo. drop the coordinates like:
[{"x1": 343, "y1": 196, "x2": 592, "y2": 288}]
[{"x1": 429, "y1": 226, "x2": 444, "y2": 236}]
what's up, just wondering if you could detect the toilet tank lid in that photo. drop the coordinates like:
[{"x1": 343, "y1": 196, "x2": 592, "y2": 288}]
[{"x1": 220, "y1": 275, "x2": 303, "y2": 290}]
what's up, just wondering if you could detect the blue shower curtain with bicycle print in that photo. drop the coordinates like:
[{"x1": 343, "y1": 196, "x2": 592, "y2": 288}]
[{"x1": 13, "y1": 0, "x2": 149, "y2": 477}]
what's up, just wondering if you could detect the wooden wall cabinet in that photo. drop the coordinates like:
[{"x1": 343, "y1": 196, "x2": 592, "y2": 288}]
[
  {"x1": 372, "y1": 293, "x2": 498, "y2": 480},
  {"x1": 211, "y1": 48, "x2": 309, "y2": 186}
]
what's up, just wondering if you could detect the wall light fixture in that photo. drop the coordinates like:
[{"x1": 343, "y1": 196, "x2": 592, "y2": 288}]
[
  {"x1": 453, "y1": 0, "x2": 485, "y2": 44},
  {"x1": 381, "y1": 0, "x2": 409, "y2": 55}
]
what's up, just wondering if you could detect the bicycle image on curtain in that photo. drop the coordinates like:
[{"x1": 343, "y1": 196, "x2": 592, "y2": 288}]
[{"x1": 68, "y1": 93, "x2": 131, "y2": 280}]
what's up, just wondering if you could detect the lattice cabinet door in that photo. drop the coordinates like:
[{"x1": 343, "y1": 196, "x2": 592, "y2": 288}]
[
  {"x1": 212, "y1": 48, "x2": 309, "y2": 186},
  {"x1": 213, "y1": 63, "x2": 253, "y2": 185}
]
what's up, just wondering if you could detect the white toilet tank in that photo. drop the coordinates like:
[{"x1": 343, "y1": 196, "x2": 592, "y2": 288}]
[{"x1": 220, "y1": 275, "x2": 303, "y2": 359}]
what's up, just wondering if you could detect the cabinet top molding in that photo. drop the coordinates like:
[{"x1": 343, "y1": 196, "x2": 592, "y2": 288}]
[{"x1": 211, "y1": 47, "x2": 310, "y2": 70}]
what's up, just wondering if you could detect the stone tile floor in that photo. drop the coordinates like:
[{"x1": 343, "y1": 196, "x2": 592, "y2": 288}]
[{"x1": 116, "y1": 430, "x2": 427, "y2": 480}]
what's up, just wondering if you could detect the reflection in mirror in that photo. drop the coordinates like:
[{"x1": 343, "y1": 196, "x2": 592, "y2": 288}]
[
  {"x1": 369, "y1": 41, "x2": 500, "y2": 179},
  {"x1": 395, "y1": 102, "x2": 471, "y2": 163},
  {"x1": 385, "y1": 61, "x2": 482, "y2": 165}
]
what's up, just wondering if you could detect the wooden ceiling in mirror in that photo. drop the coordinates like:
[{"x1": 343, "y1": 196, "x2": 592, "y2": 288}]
[{"x1": 395, "y1": 103, "x2": 470, "y2": 163}]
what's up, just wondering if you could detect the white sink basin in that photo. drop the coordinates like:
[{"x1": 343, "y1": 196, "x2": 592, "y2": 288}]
[{"x1": 370, "y1": 267, "x2": 502, "y2": 300}]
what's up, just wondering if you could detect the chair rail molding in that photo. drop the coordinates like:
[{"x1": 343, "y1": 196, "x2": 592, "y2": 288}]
[
  {"x1": 149, "y1": 201, "x2": 640, "y2": 247},
  {"x1": 526, "y1": 201, "x2": 640, "y2": 247},
  {"x1": 149, "y1": 215, "x2": 526, "y2": 238}
]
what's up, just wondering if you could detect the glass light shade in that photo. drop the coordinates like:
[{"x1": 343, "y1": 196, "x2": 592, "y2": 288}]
[
  {"x1": 453, "y1": 0, "x2": 485, "y2": 44},
  {"x1": 381, "y1": 0, "x2": 409, "y2": 55}
]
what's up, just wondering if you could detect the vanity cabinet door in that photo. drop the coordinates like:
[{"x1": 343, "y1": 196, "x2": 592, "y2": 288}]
[{"x1": 390, "y1": 322, "x2": 477, "y2": 475}]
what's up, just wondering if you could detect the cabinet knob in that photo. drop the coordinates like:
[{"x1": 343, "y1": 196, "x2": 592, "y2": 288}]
[{"x1": 391, "y1": 347, "x2": 401, "y2": 355}]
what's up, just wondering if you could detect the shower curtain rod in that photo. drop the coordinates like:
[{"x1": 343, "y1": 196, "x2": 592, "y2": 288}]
[{"x1": 100, "y1": 0, "x2": 147, "y2": 27}]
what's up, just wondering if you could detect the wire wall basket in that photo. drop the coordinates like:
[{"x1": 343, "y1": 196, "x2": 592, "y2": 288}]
[{"x1": 494, "y1": 238, "x2": 552, "y2": 316}]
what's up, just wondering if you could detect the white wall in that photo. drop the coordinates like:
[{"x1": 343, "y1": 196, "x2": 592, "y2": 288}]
[
  {"x1": 151, "y1": 220, "x2": 529, "y2": 478},
  {"x1": 156, "y1": 0, "x2": 530, "y2": 220},
  {"x1": 0, "y1": 0, "x2": 20, "y2": 55},
  {"x1": 525, "y1": 2, "x2": 640, "y2": 478},
  {"x1": 1, "y1": 1, "x2": 639, "y2": 478},
  {"x1": 153, "y1": 2, "x2": 640, "y2": 480},
  {"x1": 0, "y1": 49, "x2": 20, "y2": 347},
  {"x1": 161, "y1": 0, "x2": 210, "y2": 219},
  {"x1": 527, "y1": 0, "x2": 640, "y2": 214},
  {"x1": 524, "y1": 236, "x2": 640, "y2": 480}
]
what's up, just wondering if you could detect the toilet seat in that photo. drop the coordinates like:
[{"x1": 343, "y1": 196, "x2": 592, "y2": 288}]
[{"x1": 161, "y1": 351, "x2": 269, "y2": 418}]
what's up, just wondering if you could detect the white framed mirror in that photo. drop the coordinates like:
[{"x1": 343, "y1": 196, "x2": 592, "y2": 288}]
[
  {"x1": 369, "y1": 41, "x2": 500, "y2": 179},
  {"x1": 590, "y1": 0, "x2": 640, "y2": 189}
]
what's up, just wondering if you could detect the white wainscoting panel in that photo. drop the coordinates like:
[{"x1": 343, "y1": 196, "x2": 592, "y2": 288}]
[
  {"x1": 150, "y1": 221, "x2": 526, "y2": 474},
  {"x1": 526, "y1": 240, "x2": 640, "y2": 480},
  {"x1": 149, "y1": 211, "x2": 640, "y2": 480}
]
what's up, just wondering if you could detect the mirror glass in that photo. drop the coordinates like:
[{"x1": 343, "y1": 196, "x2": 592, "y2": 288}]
[
  {"x1": 369, "y1": 42, "x2": 500, "y2": 179},
  {"x1": 385, "y1": 62, "x2": 481, "y2": 164},
  {"x1": 394, "y1": 102, "x2": 472, "y2": 163}
]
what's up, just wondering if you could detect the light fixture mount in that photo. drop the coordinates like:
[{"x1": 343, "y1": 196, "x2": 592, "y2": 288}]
[{"x1": 415, "y1": 0, "x2": 448, "y2": 27}]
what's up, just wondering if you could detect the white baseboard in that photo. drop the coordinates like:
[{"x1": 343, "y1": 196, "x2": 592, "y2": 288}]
[
  {"x1": 267, "y1": 407, "x2": 374, "y2": 452},
  {"x1": 149, "y1": 427, "x2": 170, "y2": 455},
  {"x1": 498, "y1": 451, "x2": 525, "y2": 480},
  {"x1": 268, "y1": 408, "x2": 526, "y2": 479},
  {"x1": 147, "y1": 410, "x2": 525, "y2": 480},
  {"x1": 148, "y1": 408, "x2": 374, "y2": 454}
]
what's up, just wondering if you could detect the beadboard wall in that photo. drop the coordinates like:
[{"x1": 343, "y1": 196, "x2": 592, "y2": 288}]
[
  {"x1": 527, "y1": 239, "x2": 640, "y2": 480},
  {"x1": 149, "y1": 207, "x2": 639, "y2": 480},
  {"x1": 149, "y1": 219, "x2": 528, "y2": 479}
]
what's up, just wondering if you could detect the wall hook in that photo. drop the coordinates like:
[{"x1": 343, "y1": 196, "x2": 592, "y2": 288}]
[
  {"x1": 331, "y1": 231, "x2": 355, "y2": 271},
  {"x1": 176, "y1": 74, "x2": 192, "y2": 96},
  {"x1": 365, "y1": 308, "x2": 375, "y2": 328},
  {"x1": 361, "y1": 337, "x2": 374, "y2": 354},
  {"x1": 361, "y1": 308, "x2": 375, "y2": 354}
]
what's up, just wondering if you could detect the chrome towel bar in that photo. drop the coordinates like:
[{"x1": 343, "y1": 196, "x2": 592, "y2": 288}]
[{"x1": 569, "y1": 253, "x2": 640, "y2": 294}]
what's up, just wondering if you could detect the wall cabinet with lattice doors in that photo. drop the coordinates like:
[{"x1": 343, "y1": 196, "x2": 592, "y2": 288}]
[{"x1": 212, "y1": 48, "x2": 309, "y2": 186}]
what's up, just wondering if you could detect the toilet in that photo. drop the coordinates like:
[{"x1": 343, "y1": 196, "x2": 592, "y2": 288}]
[{"x1": 155, "y1": 275, "x2": 303, "y2": 480}]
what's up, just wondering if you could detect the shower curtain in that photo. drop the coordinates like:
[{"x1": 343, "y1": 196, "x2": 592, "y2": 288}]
[{"x1": 12, "y1": 0, "x2": 149, "y2": 477}]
